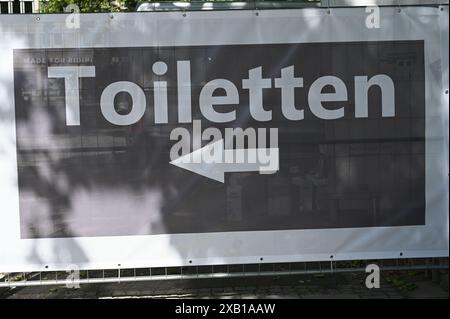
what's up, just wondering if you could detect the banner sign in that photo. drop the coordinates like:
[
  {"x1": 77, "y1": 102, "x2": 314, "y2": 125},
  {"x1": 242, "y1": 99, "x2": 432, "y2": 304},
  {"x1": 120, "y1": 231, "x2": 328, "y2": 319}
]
[{"x1": 0, "y1": 7, "x2": 448, "y2": 271}]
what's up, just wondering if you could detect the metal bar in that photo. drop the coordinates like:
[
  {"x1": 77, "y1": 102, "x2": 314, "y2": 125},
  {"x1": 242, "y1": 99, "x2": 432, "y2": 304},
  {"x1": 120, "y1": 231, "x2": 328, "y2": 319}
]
[
  {"x1": 135, "y1": 0, "x2": 449, "y2": 13},
  {"x1": 136, "y1": 1, "x2": 322, "y2": 12},
  {"x1": 325, "y1": 0, "x2": 449, "y2": 7}
]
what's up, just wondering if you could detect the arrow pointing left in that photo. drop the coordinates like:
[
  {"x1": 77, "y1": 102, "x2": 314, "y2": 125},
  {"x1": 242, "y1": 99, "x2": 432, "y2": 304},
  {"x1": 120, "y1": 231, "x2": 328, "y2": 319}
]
[{"x1": 169, "y1": 139, "x2": 279, "y2": 183}]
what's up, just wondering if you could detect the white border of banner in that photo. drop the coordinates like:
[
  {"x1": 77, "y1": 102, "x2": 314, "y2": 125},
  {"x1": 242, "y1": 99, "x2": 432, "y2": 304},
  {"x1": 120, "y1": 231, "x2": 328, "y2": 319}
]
[{"x1": 0, "y1": 6, "x2": 448, "y2": 272}]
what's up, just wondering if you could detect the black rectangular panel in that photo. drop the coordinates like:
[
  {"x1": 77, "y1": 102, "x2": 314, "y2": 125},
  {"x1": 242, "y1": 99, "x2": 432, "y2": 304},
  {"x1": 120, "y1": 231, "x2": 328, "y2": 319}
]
[{"x1": 13, "y1": 41, "x2": 425, "y2": 238}]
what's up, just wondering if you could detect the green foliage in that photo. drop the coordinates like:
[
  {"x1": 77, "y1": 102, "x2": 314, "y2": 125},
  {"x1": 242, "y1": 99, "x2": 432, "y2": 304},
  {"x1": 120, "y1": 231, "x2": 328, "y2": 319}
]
[
  {"x1": 40, "y1": 0, "x2": 319, "y2": 13},
  {"x1": 385, "y1": 272, "x2": 418, "y2": 292},
  {"x1": 40, "y1": 0, "x2": 133, "y2": 13}
]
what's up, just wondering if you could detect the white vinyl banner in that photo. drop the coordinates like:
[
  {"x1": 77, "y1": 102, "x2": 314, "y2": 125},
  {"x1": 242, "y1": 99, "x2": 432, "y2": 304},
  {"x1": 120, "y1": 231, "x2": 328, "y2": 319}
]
[{"x1": 0, "y1": 6, "x2": 448, "y2": 272}]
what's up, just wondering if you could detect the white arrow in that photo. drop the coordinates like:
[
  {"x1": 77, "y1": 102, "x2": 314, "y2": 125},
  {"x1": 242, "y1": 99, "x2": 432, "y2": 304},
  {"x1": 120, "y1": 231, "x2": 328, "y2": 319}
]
[{"x1": 169, "y1": 139, "x2": 279, "y2": 183}]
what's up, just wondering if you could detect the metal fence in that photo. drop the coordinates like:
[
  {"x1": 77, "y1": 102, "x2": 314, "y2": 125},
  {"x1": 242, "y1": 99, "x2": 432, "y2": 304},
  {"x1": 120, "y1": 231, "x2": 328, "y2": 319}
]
[
  {"x1": 0, "y1": 1, "x2": 448, "y2": 289},
  {"x1": 0, "y1": 258, "x2": 447, "y2": 287}
]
